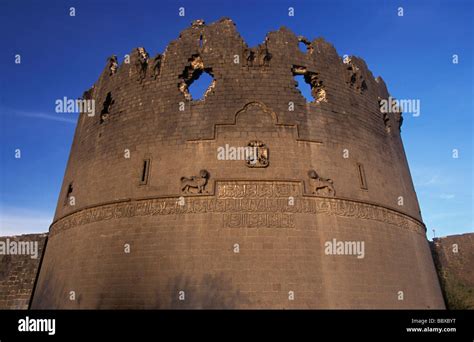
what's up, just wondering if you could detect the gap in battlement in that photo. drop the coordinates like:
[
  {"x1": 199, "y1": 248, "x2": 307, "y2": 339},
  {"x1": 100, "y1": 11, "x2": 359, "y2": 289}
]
[
  {"x1": 293, "y1": 74, "x2": 313, "y2": 102},
  {"x1": 188, "y1": 71, "x2": 214, "y2": 100},
  {"x1": 298, "y1": 41, "x2": 308, "y2": 53}
]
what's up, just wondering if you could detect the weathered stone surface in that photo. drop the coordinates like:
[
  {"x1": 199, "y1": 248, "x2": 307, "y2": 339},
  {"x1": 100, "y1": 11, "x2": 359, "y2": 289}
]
[
  {"x1": 27, "y1": 18, "x2": 445, "y2": 309},
  {"x1": 0, "y1": 234, "x2": 47, "y2": 309},
  {"x1": 431, "y1": 233, "x2": 474, "y2": 309}
]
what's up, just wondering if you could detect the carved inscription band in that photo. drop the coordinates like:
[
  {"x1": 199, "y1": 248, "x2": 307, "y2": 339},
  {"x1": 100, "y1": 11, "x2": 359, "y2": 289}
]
[{"x1": 50, "y1": 182, "x2": 425, "y2": 237}]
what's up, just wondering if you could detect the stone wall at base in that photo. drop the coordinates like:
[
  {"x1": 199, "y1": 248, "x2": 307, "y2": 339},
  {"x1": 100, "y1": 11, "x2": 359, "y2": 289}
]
[
  {"x1": 1, "y1": 231, "x2": 472, "y2": 309},
  {"x1": 0, "y1": 234, "x2": 47, "y2": 309},
  {"x1": 431, "y1": 233, "x2": 474, "y2": 309}
]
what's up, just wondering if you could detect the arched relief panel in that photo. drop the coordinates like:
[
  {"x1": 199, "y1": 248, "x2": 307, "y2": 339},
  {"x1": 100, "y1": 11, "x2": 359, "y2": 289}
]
[{"x1": 186, "y1": 101, "x2": 322, "y2": 145}]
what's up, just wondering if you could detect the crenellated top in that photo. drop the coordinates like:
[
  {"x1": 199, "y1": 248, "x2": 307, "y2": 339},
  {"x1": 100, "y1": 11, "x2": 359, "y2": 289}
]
[{"x1": 81, "y1": 17, "x2": 402, "y2": 142}]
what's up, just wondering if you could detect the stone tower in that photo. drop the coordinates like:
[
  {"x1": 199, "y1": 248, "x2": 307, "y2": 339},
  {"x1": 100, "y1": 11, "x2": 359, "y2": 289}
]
[{"x1": 31, "y1": 18, "x2": 445, "y2": 309}]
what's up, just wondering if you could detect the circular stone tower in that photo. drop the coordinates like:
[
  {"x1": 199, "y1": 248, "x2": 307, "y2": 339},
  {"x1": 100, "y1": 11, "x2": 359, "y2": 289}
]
[{"x1": 32, "y1": 18, "x2": 445, "y2": 309}]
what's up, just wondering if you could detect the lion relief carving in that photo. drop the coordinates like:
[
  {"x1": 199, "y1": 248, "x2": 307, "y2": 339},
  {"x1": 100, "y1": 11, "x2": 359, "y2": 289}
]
[
  {"x1": 308, "y1": 170, "x2": 335, "y2": 197},
  {"x1": 180, "y1": 170, "x2": 210, "y2": 194}
]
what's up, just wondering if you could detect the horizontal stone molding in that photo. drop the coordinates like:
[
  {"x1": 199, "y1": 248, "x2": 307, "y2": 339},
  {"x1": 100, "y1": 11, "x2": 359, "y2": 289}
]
[{"x1": 49, "y1": 181, "x2": 426, "y2": 237}]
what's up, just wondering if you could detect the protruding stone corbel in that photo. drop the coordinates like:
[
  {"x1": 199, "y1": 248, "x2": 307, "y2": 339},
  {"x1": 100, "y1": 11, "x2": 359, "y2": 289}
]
[
  {"x1": 151, "y1": 54, "x2": 162, "y2": 79},
  {"x1": 135, "y1": 47, "x2": 149, "y2": 81},
  {"x1": 107, "y1": 55, "x2": 118, "y2": 76}
]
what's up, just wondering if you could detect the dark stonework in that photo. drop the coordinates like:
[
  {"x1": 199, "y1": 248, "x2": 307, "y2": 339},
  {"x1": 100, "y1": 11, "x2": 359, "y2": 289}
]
[{"x1": 24, "y1": 18, "x2": 446, "y2": 309}]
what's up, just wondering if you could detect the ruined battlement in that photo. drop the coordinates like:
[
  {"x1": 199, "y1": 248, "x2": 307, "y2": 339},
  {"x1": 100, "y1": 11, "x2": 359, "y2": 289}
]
[{"x1": 84, "y1": 18, "x2": 400, "y2": 142}]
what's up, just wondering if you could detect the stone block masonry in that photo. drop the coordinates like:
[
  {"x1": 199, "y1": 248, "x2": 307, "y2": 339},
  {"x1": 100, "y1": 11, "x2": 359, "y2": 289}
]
[
  {"x1": 27, "y1": 18, "x2": 445, "y2": 309},
  {"x1": 431, "y1": 233, "x2": 474, "y2": 309},
  {"x1": 0, "y1": 234, "x2": 47, "y2": 309}
]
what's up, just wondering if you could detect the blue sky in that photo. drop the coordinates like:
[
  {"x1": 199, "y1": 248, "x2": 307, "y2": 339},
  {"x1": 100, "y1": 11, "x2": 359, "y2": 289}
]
[{"x1": 0, "y1": 0, "x2": 472, "y2": 238}]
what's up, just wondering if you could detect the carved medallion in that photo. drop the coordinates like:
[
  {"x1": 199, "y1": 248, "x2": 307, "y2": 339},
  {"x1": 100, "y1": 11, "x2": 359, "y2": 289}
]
[{"x1": 246, "y1": 141, "x2": 269, "y2": 168}]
